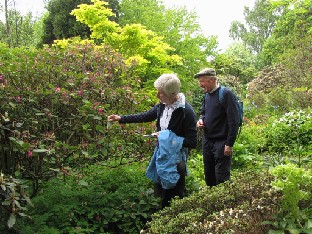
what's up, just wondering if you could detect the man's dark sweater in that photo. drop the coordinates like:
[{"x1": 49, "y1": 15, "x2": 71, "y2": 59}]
[{"x1": 201, "y1": 87, "x2": 239, "y2": 147}]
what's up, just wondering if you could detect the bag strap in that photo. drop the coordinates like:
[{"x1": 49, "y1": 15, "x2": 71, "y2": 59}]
[{"x1": 218, "y1": 86, "x2": 225, "y2": 104}]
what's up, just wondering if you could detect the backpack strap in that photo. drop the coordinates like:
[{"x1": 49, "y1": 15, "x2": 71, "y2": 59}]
[
  {"x1": 218, "y1": 86, "x2": 243, "y2": 138},
  {"x1": 218, "y1": 86, "x2": 226, "y2": 104}
]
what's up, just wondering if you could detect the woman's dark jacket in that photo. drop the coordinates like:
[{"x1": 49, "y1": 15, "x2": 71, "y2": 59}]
[{"x1": 119, "y1": 102, "x2": 197, "y2": 149}]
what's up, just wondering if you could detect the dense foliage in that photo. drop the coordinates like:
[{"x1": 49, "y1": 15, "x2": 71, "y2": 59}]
[
  {"x1": 0, "y1": 0, "x2": 311, "y2": 233},
  {"x1": 0, "y1": 10, "x2": 39, "y2": 47},
  {"x1": 0, "y1": 41, "x2": 156, "y2": 189},
  {"x1": 262, "y1": 110, "x2": 312, "y2": 167},
  {"x1": 229, "y1": 0, "x2": 279, "y2": 54},
  {"x1": 119, "y1": 0, "x2": 218, "y2": 80},
  {"x1": 142, "y1": 170, "x2": 281, "y2": 234},
  {"x1": 41, "y1": 0, "x2": 92, "y2": 45},
  {"x1": 15, "y1": 164, "x2": 160, "y2": 234}
]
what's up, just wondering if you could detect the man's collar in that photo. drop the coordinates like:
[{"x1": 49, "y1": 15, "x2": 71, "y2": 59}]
[{"x1": 209, "y1": 84, "x2": 220, "y2": 94}]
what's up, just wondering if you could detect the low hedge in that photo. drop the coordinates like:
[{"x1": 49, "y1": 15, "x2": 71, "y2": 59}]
[{"x1": 142, "y1": 170, "x2": 281, "y2": 234}]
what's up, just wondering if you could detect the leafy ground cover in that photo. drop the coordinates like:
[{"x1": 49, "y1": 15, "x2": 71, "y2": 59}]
[{"x1": 14, "y1": 163, "x2": 160, "y2": 234}]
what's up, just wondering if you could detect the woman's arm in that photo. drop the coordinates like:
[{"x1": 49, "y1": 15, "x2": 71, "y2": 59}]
[{"x1": 119, "y1": 105, "x2": 159, "y2": 124}]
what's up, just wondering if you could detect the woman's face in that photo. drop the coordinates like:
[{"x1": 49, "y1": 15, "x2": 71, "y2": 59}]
[{"x1": 157, "y1": 89, "x2": 174, "y2": 104}]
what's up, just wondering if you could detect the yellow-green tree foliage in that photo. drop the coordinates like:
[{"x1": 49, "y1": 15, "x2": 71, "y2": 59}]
[{"x1": 70, "y1": 0, "x2": 182, "y2": 85}]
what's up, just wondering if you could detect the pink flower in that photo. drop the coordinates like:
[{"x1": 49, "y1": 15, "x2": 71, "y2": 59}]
[
  {"x1": 98, "y1": 108, "x2": 104, "y2": 114},
  {"x1": 27, "y1": 151, "x2": 33, "y2": 157},
  {"x1": 56, "y1": 87, "x2": 61, "y2": 93},
  {"x1": 17, "y1": 96, "x2": 21, "y2": 102},
  {"x1": 77, "y1": 90, "x2": 83, "y2": 96}
]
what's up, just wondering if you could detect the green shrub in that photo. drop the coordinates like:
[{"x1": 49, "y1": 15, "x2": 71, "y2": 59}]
[
  {"x1": 262, "y1": 109, "x2": 312, "y2": 167},
  {"x1": 142, "y1": 170, "x2": 281, "y2": 234},
  {"x1": 16, "y1": 164, "x2": 160, "y2": 234},
  {"x1": 267, "y1": 164, "x2": 312, "y2": 233},
  {"x1": 185, "y1": 152, "x2": 206, "y2": 193},
  {"x1": 233, "y1": 124, "x2": 266, "y2": 169},
  {"x1": 0, "y1": 42, "x2": 156, "y2": 195}
]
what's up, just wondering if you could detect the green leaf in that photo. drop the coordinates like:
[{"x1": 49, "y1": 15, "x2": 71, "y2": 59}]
[
  {"x1": 18, "y1": 212, "x2": 30, "y2": 218},
  {"x1": 33, "y1": 149, "x2": 48, "y2": 153},
  {"x1": 97, "y1": 138, "x2": 105, "y2": 144},
  {"x1": 7, "y1": 213, "x2": 16, "y2": 228},
  {"x1": 287, "y1": 228, "x2": 300, "y2": 234},
  {"x1": 9, "y1": 102, "x2": 16, "y2": 108},
  {"x1": 82, "y1": 151, "x2": 89, "y2": 156},
  {"x1": 13, "y1": 200, "x2": 22, "y2": 209},
  {"x1": 78, "y1": 180, "x2": 89, "y2": 186},
  {"x1": 268, "y1": 230, "x2": 284, "y2": 234},
  {"x1": 96, "y1": 125, "x2": 105, "y2": 132},
  {"x1": 2, "y1": 199, "x2": 11, "y2": 206},
  {"x1": 1, "y1": 184, "x2": 6, "y2": 191},
  {"x1": 305, "y1": 219, "x2": 312, "y2": 229}
]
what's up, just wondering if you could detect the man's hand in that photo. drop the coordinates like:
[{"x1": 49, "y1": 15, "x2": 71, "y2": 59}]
[{"x1": 224, "y1": 145, "x2": 233, "y2": 156}]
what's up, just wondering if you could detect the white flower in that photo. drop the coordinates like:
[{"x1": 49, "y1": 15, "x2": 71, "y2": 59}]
[{"x1": 229, "y1": 208, "x2": 233, "y2": 216}]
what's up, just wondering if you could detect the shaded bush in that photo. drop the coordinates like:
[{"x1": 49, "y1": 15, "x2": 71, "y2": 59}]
[
  {"x1": 16, "y1": 164, "x2": 160, "y2": 234},
  {"x1": 0, "y1": 173, "x2": 32, "y2": 232}
]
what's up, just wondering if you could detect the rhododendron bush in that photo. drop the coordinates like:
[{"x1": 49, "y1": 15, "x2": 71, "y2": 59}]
[{"x1": 0, "y1": 42, "x2": 156, "y2": 195}]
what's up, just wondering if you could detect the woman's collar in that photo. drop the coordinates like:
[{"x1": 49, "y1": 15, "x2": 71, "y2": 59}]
[{"x1": 166, "y1": 93, "x2": 185, "y2": 109}]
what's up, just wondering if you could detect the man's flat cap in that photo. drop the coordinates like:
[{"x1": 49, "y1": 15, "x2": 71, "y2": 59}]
[{"x1": 194, "y1": 68, "x2": 216, "y2": 78}]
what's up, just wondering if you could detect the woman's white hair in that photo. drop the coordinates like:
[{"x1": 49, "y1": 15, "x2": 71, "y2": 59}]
[{"x1": 154, "y1": 74, "x2": 181, "y2": 96}]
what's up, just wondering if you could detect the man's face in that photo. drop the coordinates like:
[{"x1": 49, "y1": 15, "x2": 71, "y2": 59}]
[{"x1": 198, "y1": 76, "x2": 215, "y2": 93}]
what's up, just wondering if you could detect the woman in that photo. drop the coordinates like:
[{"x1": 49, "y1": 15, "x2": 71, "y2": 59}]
[{"x1": 108, "y1": 74, "x2": 197, "y2": 208}]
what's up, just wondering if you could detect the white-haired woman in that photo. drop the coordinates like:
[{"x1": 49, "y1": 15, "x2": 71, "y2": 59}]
[{"x1": 108, "y1": 74, "x2": 197, "y2": 208}]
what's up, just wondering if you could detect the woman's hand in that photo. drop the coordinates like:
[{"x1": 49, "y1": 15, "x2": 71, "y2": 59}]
[
  {"x1": 107, "y1": 114, "x2": 121, "y2": 122},
  {"x1": 196, "y1": 119, "x2": 204, "y2": 128}
]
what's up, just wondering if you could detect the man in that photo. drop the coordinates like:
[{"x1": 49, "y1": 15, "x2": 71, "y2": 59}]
[{"x1": 194, "y1": 68, "x2": 240, "y2": 187}]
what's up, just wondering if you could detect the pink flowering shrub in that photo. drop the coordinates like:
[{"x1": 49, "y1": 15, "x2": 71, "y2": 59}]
[{"x1": 0, "y1": 43, "x2": 156, "y2": 196}]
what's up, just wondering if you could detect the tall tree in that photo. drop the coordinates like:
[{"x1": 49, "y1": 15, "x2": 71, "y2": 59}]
[
  {"x1": 248, "y1": 0, "x2": 311, "y2": 111},
  {"x1": 0, "y1": 9, "x2": 36, "y2": 47},
  {"x1": 69, "y1": 0, "x2": 182, "y2": 84},
  {"x1": 229, "y1": 0, "x2": 279, "y2": 54},
  {"x1": 41, "y1": 0, "x2": 120, "y2": 45},
  {"x1": 118, "y1": 0, "x2": 218, "y2": 81},
  {"x1": 260, "y1": 0, "x2": 312, "y2": 65},
  {"x1": 212, "y1": 43, "x2": 257, "y2": 84},
  {"x1": 41, "y1": 0, "x2": 91, "y2": 44}
]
